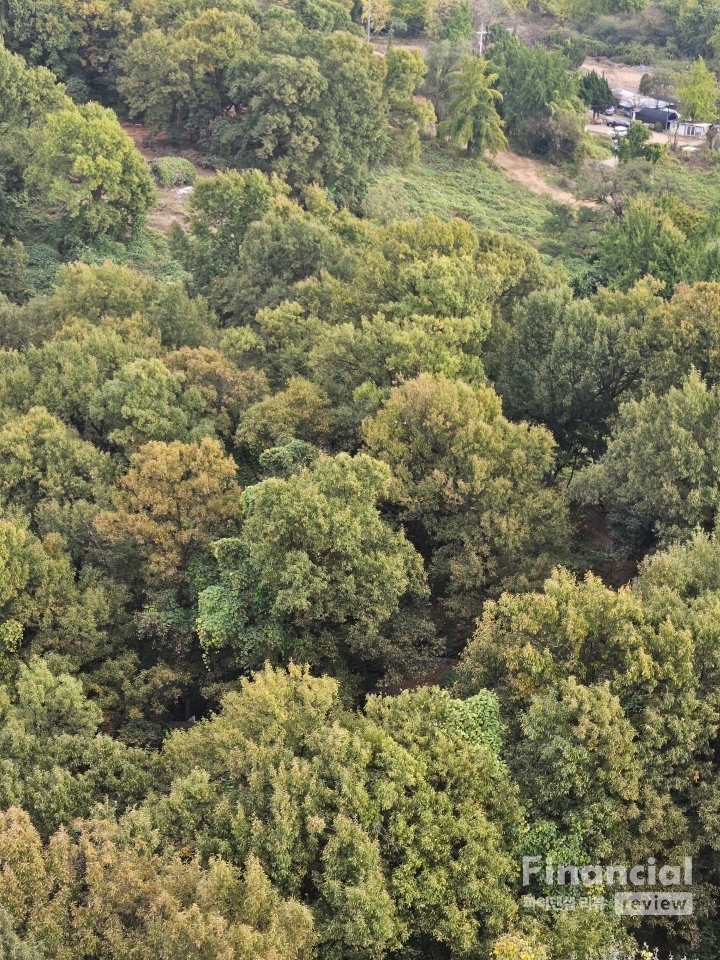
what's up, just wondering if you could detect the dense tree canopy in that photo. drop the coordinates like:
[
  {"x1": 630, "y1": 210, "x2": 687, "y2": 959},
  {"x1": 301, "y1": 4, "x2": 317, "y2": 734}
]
[{"x1": 3, "y1": 8, "x2": 720, "y2": 958}]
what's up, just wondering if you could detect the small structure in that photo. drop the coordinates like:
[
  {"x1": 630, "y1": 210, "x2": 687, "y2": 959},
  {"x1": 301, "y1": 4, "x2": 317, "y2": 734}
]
[
  {"x1": 669, "y1": 120, "x2": 713, "y2": 139},
  {"x1": 631, "y1": 106, "x2": 679, "y2": 129}
]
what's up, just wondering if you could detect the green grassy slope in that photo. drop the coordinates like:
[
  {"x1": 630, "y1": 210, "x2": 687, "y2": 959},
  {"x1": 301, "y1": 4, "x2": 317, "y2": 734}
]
[{"x1": 366, "y1": 142, "x2": 554, "y2": 240}]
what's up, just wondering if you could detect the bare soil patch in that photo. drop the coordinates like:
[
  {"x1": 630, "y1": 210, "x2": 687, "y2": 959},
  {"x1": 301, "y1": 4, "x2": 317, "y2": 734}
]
[
  {"x1": 123, "y1": 122, "x2": 214, "y2": 233},
  {"x1": 147, "y1": 185, "x2": 195, "y2": 233},
  {"x1": 581, "y1": 57, "x2": 648, "y2": 94},
  {"x1": 491, "y1": 149, "x2": 589, "y2": 206}
]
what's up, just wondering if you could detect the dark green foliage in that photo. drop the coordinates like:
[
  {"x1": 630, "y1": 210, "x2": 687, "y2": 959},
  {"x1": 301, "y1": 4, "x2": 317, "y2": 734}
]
[
  {"x1": 487, "y1": 28, "x2": 587, "y2": 162},
  {"x1": 0, "y1": 240, "x2": 27, "y2": 303},
  {"x1": 578, "y1": 69, "x2": 614, "y2": 112}
]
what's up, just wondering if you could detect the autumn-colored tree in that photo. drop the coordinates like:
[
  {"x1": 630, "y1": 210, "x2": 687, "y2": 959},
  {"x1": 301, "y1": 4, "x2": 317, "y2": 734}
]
[
  {"x1": 165, "y1": 347, "x2": 269, "y2": 441},
  {"x1": 95, "y1": 437, "x2": 243, "y2": 588}
]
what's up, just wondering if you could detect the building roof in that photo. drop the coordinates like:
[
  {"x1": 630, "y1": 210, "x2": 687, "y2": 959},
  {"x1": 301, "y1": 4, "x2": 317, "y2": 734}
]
[
  {"x1": 632, "y1": 106, "x2": 679, "y2": 125},
  {"x1": 613, "y1": 89, "x2": 673, "y2": 110}
]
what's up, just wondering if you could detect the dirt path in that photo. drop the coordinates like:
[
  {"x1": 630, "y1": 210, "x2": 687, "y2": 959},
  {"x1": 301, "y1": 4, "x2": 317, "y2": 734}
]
[{"x1": 491, "y1": 150, "x2": 588, "y2": 207}]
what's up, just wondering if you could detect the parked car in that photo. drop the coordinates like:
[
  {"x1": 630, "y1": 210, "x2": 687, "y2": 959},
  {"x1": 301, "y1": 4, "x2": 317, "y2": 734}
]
[
  {"x1": 604, "y1": 107, "x2": 615, "y2": 116},
  {"x1": 607, "y1": 118, "x2": 630, "y2": 129}
]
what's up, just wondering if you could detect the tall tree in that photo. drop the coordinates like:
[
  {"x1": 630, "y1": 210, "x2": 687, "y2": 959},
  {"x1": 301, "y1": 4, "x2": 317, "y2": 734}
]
[
  {"x1": 678, "y1": 56, "x2": 720, "y2": 121},
  {"x1": 439, "y1": 54, "x2": 507, "y2": 156},
  {"x1": 197, "y1": 453, "x2": 434, "y2": 679}
]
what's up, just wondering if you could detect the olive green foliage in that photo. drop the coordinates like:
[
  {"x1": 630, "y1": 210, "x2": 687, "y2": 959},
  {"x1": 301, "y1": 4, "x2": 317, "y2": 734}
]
[
  {"x1": 149, "y1": 156, "x2": 197, "y2": 187},
  {"x1": 27, "y1": 102, "x2": 155, "y2": 247},
  {"x1": 362, "y1": 374, "x2": 570, "y2": 622},
  {"x1": 492, "y1": 281, "x2": 661, "y2": 469},
  {"x1": 574, "y1": 369, "x2": 720, "y2": 540},
  {"x1": 198, "y1": 453, "x2": 434, "y2": 678},
  {"x1": 157, "y1": 664, "x2": 523, "y2": 958},
  {"x1": 0, "y1": 658, "x2": 155, "y2": 837},
  {"x1": 5, "y1": 15, "x2": 720, "y2": 958},
  {"x1": 0, "y1": 241, "x2": 27, "y2": 304},
  {"x1": 118, "y1": 3, "x2": 433, "y2": 205},
  {"x1": 455, "y1": 529, "x2": 720, "y2": 951}
]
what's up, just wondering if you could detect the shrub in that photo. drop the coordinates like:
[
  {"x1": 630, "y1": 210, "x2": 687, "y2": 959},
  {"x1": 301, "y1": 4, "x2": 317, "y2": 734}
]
[{"x1": 149, "y1": 156, "x2": 197, "y2": 188}]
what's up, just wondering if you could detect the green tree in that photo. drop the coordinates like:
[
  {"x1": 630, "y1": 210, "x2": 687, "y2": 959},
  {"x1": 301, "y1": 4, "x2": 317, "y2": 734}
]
[
  {"x1": 639, "y1": 66, "x2": 679, "y2": 103},
  {"x1": 0, "y1": 658, "x2": 155, "y2": 837},
  {"x1": 27, "y1": 103, "x2": 155, "y2": 245},
  {"x1": 0, "y1": 406, "x2": 113, "y2": 552},
  {"x1": 439, "y1": 54, "x2": 507, "y2": 157},
  {"x1": 0, "y1": 805, "x2": 314, "y2": 960},
  {"x1": 493, "y1": 283, "x2": 655, "y2": 471},
  {"x1": 179, "y1": 169, "x2": 288, "y2": 302},
  {"x1": 158, "y1": 664, "x2": 522, "y2": 957},
  {"x1": 421, "y1": 40, "x2": 467, "y2": 123},
  {"x1": 235, "y1": 377, "x2": 336, "y2": 455},
  {"x1": 225, "y1": 197, "x2": 352, "y2": 323},
  {"x1": 119, "y1": 10, "x2": 260, "y2": 137},
  {"x1": 679, "y1": 56, "x2": 720, "y2": 120},
  {"x1": 578, "y1": 69, "x2": 614, "y2": 115},
  {"x1": 0, "y1": 240, "x2": 27, "y2": 303},
  {"x1": 165, "y1": 347, "x2": 269, "y2": 440},
  {"x1": 636, "y1": 281, "x2": 720, "y2": 394},
  {"x1": 617, "y1": 120, "x2": 664, "y2": 163},
  {"x1": 198, "y1": 453, "x2": 433, "y2": 679},
  {"x1": 88, "y1": 358, "x2": 212, "y2": 450},
  {"x1": 487, "y1": 31, "x2": 585, "y2": 160},
  {"x1": 382, "y1": 47, "x2": 434, "y2": 167},
  {"x1": 573, "y1": 369, "x2": 720, "y2": 541},
  {"x1": 0, "y1": 39, "x2": 70, "y2": 240},
  {"x1": 362, "y1": 373, "x2": 569, "y2": 623},
  {"x1": 455, "y1": 568, "x2": 699, "y2": 837},
  {"x1": 597, "y1": 197, "x2": 694, "y2": 292}
]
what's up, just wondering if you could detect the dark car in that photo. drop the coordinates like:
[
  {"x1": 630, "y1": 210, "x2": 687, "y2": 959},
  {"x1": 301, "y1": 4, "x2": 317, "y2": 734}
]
[{"x1": 606, "y1": 118, "x2": 630, "y2": 129}]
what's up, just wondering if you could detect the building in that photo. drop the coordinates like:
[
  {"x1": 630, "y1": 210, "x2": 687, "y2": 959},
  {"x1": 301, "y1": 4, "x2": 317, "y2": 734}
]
[
  {"x1": 631, "y1": 107, "x2": 679, "y2": 129},
  {"x1": 669, "y1": 120, "x2": 713, "y2": 139}
]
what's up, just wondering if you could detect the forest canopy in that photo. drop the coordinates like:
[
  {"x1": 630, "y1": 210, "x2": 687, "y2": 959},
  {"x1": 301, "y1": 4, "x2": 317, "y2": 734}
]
[{"x1": 2, "y1": 0, "x2": 720, "y2": 957}]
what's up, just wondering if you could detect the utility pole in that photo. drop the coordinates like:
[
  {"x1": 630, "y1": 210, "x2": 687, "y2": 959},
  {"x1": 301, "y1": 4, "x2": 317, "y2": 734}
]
[
  {"x1": 366, "y1": 0, "x2": 371, "y2": 43},
  {"x1": 477, "y1": 21, "x2": 485, "y2": 55}
]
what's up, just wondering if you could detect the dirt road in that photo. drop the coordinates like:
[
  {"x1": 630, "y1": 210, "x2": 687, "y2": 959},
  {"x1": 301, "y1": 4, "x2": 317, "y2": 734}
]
[{"x1": 491, "y1": 150, "x2": 588, "y2": 207}]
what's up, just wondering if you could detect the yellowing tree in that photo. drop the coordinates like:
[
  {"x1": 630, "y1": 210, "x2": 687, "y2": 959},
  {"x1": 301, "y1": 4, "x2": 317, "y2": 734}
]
[{"x1": 95, "y1": 437, "x2": 242, "y2": 587}]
